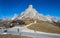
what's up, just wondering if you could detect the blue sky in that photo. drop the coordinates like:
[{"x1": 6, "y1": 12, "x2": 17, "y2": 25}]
[{"x1": 0, "y1": 0, "x2": 60, "y2": 18}]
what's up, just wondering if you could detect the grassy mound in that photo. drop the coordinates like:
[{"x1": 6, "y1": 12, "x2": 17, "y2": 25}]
[{"x1": 27, "y1": 20, "x2": 60, "y2": 34}]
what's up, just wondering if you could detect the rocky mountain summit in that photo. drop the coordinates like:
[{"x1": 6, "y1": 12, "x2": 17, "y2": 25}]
[{"x1": 11, "y1": 5, "x2": 59, "y2": 23}]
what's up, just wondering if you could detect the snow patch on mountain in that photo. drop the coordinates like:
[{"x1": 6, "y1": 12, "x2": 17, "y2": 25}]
[{"x1": 11, "y1": 13, "x2": 19, "y2": 20}]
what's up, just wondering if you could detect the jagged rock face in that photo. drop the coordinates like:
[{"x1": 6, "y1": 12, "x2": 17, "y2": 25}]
[
  {"x1": 45, "y1": 15, "x2": 53, "y2": 22},
  {"x1": 51, "y1": 17, "x2": 58, "y2": 23},
  {"x1": 19, "y1": 5, "x2": 39, "y2": 19},
  {"x1": 46, "y1": 15, "x2": 59, "y2": 23},
  {"x1": 19, "y1": 5, "x2": 48, "y2": 21},
  {"x1": 11, "y1": 14, "x2": 19, "y2": 20}
]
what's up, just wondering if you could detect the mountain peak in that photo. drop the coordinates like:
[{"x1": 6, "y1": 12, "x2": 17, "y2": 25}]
[
  {"x1": 19, "y1": 5, "x2": 39, "y2": 19},
  {"x1": 11, "y1": 5, "x2": 59, "y2": 23},
  {"x1": 29, "y1": 5, "x2": 33, "y2": 8},
  {"x1": 12, "y1": 5, "x2": 49, "y2": 21},
  {"x1": 25, "y1": 5, "x2": 34, "y2": 12},
  {"x1": 19, "y1": 4, "x2": 48, "y2": 21}
]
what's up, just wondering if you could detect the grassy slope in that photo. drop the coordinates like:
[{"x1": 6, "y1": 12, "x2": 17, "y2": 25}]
[
  {"x1": 23, "y1": 18, "x2": 34, "y2": 25},
  {"x1": 0, "y1": 34, "x2": 32, "y2": 38},
  {"x1": 27, "y1": 20, "x2": 60, "y2": 34}
]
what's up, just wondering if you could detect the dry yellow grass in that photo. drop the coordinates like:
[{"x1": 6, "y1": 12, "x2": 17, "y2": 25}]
[
  {"x1": 28, "y1": 20, "x2": 60, "y2": 34},
  {"x1": 23, "y1": 18, "x2": 34, "y2": 25},
  {"x1": 0, "y1": 34, "x2": 32, "y2": 38}
]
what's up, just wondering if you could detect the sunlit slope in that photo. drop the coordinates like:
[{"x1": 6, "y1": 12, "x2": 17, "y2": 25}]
[{"x1": 27, "y1": 20, "x2": 60, "y2": 34}]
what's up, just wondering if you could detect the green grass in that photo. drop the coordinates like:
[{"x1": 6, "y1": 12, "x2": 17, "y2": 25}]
[{"x1": 27, "y1": 20, "x2": 60, "y2": 34}]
